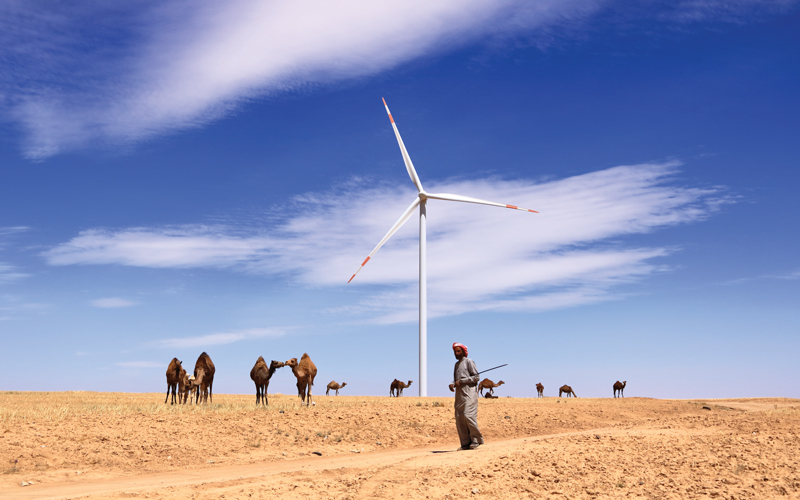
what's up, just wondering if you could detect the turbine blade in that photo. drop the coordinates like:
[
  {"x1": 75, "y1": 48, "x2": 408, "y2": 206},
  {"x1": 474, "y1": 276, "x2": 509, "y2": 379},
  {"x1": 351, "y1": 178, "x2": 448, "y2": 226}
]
[
  {"x1": 383, "y1": 98, "x2": 424, "y2": 192},
  {"x1": 348, "y1": 197, "x2": 422, "y2": 283},
  {"x1": 425, "y1": 192, "x2": 539, "y2": 213}
]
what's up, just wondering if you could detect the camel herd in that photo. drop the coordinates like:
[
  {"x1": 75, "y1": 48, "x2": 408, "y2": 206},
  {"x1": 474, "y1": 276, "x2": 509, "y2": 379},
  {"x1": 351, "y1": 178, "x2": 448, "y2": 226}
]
[
  {"x1": 165, "y1": 352, "x2": 325, "y2": 406},
  {"x1": 165, "y1": 354, "x2": 627, "y2": 404},
  {"x1": 479, "y1": 380, "x2": 629, "y2": 399}
]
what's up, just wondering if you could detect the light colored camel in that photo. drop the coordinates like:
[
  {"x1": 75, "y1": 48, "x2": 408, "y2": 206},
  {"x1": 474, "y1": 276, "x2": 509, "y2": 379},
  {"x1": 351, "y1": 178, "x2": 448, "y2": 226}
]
[
  {"x1": 176, "y1": 366, "x2": 188, "y2": 404},
  {"x1": 250, "y1": 357, "x2": 284, "y2": 406},
  {"x1": 164, "y1": 358, "x2": 183, "y2": 404},
  {"x1": 193, "y1": 352, "x2": 216, "y2": 404},
  {"x1": 326, "y1": 381, "x2": 347, "y2": 396},
  {"x1": 536, "y1": 382, "x2": 544, "y2": 398},
  {"x1": 478, "y1": 378, "x2": 505, "y2": 396},
  {"x1": 179, "y1": 374, "x2": 196, "y2": 404},
  {"x1": 613, "y1": 380, "x2": 627, "y2": 398},
  {"x1": 559, "y1": 384, "x2": 577, "y2": 398},
  {"x1": 390, "y1": 379, "x2": 413, "y2": 397},
  {"x1": 285, "y1": 353, "x2": 317, "y2": 405}
]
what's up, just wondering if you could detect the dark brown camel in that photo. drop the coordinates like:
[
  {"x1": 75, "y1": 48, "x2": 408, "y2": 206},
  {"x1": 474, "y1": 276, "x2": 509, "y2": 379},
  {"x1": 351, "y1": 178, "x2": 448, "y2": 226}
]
[
  {"x1": 559, "y1": 384, "x2": 577, "y2": 397},
  {"x1": 478, "y1": 378, "x2": 505, "y2": 396},
  {"x1": 326, "y1": 381, "x2": 347, "y2": 396},
  {"x1": 613, "y1": 380, "x2": 627, "y2": 398},
  {"x1": 193, "y1": 352, "x2": 216, "y2": 404},
  {"x1": 285, "y1": 353, "x2": 317, "y2": 406},
  {"x1": 389, "y1": 379, "x2": 413, "y2": 397},
  {"x1": 164, "y1": 358, "x2": 183, "y2": 404},
  {"x1": 536, "y1": 382, "x2": 544, "y2": 398},
  {"x1": 250, "y1": 357, "x2": 284, "y2": 406}
]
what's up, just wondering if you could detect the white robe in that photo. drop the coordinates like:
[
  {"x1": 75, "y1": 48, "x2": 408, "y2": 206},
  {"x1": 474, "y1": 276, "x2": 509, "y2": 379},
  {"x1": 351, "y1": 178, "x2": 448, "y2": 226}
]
[{"x1": 453, "y1": 357, "x2": 483, "y2": 447}]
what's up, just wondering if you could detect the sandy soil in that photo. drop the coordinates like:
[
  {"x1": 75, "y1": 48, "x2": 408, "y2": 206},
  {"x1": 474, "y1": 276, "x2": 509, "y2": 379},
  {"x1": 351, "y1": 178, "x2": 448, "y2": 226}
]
[{"x1": 1, "y1": 392, "x2": 798, "y2": 499}]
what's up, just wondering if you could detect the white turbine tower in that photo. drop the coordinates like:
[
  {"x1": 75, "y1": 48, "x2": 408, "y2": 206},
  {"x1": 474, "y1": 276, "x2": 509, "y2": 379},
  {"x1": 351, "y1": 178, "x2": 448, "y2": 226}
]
[{"x1": 349, "y1": 99, "x2": 538, "y2": 397}]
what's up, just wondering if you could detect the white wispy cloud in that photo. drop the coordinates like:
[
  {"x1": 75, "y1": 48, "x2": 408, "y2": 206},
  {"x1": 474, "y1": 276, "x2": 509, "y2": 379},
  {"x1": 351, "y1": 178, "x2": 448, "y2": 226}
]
[
  {"x1": 2, "y1": 0, "x2": 598, "y2": 159},
  {"x1": 116, "y1": 361, "x2": 163, "y2": 368},
  {"x1": 0, "y1": 263, "x2": 29, "y2": 284},
  {"x1": 2, "y1": 0, "x2": 793, "y2": 159},
  {"x1": 91, "y1": 298, "x2": 138, "y2": 308},
  {"x1": 44, "y1": 162, "x2": 731, "y2": 322},
  {"x1": 152, "y1": 327, "x2": 286, "y2": 349},
  {"x1": 725, "y1": 268, "x2": 800, "y2": 285}
]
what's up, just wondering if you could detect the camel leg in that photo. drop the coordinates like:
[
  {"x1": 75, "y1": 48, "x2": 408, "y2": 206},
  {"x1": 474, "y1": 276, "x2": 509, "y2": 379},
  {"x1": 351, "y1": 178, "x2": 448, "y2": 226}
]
[
  {"x1": 209, "y1": 382, "x2": 213, "y2": 404},
  {"x1": 165, "y1": 385, "x2": 170, "y2": 404},
  {"x1": 307, "y1": 384, "x2": 313, "y2": 406}
]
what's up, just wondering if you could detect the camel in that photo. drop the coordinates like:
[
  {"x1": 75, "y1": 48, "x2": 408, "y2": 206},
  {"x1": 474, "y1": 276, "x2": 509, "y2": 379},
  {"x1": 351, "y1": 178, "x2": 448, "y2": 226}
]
[
  {"x1": 478, "y1": 378, "x2": 505, "y2": 397},
  {"x1": 613, "y1": 380, "x2": 627, "y2": 398},
  {"x1": 326, "y1": 381, "x2": 347, "y2": 396},
  {"x1": 176, "y1": 365, "x2": 188, "y2": 404},
  {"x1": 193, "y1": 352, "x2": 216, "y2": 404},
  {"x1": 179, "y1": 374, "x2": 196, "y2": 404},
  {"x1": 285, "y1": 353, "x2": 317, "y2": 406},
  {"x1": 389, "y1": 379, "x2": 413, "y2": 397},
  {"x1": 559, "y1": 384, "x2": 577, "y2": 397},
  {"x1": 164, "y1": 358, "x2": 183, "y2": 404},
  {"x1": 250, "y1": 357, "x2": 284, "y2": 406},
  {"x1": 536, "y1": 382, "x2": 544, "y2": 398}
]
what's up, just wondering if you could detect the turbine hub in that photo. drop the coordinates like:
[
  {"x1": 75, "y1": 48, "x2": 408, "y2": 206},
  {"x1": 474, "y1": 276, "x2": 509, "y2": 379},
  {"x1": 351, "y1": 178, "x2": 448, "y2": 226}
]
[{"x1": 418, "y1": 191, "x2": 428, "y2": 200}]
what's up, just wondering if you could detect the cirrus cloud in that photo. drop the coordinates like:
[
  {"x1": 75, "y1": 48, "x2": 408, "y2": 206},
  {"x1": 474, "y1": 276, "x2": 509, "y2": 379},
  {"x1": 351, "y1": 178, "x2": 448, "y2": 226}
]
[
  {"x1": 43, "y1": 161, "x2": 732, "y2": 323},
  {"x1": 2, "y1": 0, "x2": 794, "y2": 159}
]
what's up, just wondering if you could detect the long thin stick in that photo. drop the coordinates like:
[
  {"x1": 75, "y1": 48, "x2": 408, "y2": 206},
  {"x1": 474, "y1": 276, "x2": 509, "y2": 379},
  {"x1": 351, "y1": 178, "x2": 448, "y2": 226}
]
[{"x1": 451, "y1": 363, "x2": 507, "y2": 384}]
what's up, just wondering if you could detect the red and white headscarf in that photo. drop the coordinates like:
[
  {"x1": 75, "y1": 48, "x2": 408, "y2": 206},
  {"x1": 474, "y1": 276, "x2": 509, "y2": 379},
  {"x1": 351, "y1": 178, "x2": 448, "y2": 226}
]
[{"x1": 452, "y1": 342, "x2": 468, "y2": 357}]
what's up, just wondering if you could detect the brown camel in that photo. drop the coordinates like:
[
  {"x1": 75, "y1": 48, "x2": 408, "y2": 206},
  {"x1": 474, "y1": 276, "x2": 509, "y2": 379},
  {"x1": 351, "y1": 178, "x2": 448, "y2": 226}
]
[
  {"x1": 559, "y1": 384, "x2": 577, "y2": 397},
  {"x1": 250, "y1": 357, "x2": 284, "y2": 406},
  {"x1": 193, "y1": 352, "x2": 216, "y2": 404},
  {"x1": 613, "y1": 380, "x2": 627, "y2": 398},
  {"x1": 478, "y1": 378, "x2": 505, "y2": 397},
  {"x1": 164, "y1": 358, "x2": 183, "y2": 404},
  {"x1": 389, "y1": 379, "x2": 413, "y2": 397},
  {"x1": 536, "y1": 382, "x2": 544, "y2": 398},
  {"x1": 285, "y1": 353, "x2": 317, "y2": 405},
  {"x1": 326, "y1": 381, "x2": 347, "y2": 396}
]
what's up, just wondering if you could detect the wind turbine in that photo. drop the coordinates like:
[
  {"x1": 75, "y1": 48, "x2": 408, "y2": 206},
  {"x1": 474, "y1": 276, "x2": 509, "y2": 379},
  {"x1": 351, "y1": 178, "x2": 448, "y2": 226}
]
[{"x1": 348, "y1": 99, "x2": 538, "y2": 397}]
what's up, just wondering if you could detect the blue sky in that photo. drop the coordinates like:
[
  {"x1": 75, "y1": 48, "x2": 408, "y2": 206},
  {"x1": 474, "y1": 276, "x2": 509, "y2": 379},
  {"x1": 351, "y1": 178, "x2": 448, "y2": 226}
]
[{"x1": 1, "y1": 0, "x2": 798, "y2": 399}]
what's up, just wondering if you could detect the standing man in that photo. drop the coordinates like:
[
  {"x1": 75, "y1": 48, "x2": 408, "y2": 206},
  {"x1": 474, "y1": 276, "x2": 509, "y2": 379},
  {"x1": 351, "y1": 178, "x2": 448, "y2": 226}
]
[{"x1": 449, "y1": 342, "x2": 484, "y2": 450}]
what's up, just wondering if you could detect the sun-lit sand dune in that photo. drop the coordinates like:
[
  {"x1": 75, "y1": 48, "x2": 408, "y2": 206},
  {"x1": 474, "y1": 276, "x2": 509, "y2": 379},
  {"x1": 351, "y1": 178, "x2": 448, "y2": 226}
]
[{"x1": 1, "y1": 392, "x2": 798, "y2": 499}]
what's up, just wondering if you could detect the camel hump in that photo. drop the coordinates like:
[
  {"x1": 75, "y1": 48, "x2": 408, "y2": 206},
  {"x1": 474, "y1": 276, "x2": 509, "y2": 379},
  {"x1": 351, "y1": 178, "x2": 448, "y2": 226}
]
[{"x1": 301, "y1": 353, "x2": 311, "y2": 360}]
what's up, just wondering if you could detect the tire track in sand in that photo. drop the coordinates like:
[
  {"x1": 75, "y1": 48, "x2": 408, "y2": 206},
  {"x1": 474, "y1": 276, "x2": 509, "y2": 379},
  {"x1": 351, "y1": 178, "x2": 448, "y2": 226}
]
[{"x1": 7, "y1": 426, "x2": 707, "y2": 500}]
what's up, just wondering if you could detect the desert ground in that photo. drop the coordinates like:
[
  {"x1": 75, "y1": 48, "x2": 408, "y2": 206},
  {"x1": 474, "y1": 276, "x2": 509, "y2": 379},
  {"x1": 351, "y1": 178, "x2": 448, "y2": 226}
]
[{"x1": 1, "y1": 392, "x2": 798, "y2": 499}]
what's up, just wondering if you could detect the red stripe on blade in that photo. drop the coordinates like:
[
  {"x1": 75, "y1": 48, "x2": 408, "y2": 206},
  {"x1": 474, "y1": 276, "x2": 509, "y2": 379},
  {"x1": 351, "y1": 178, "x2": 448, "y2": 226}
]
[
  {"x1": 361, "y1": 256, "x2": 371, "y2": 266},
  {"x1": 382, "y1": 98, "x2": 387, "y2": 106},
  {"x1": 529, "y1": 209, "x2": 539, "y2": 213},
  {"x1": 348, "y1": 274, "x2": 356, "y2": 283},
  {"x1": 388, "y1": 113, "x2": 394, "y2": 123},
  {"x1": 506, "y1": 205, "x2": 518, "y2": 210}
]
